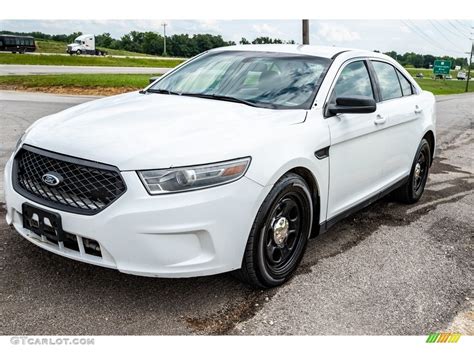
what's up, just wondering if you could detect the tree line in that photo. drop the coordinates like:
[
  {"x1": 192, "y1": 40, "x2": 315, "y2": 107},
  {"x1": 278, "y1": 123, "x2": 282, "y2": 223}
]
[
  {"x1": 380, "y1": 50, "x2": 468, "y2": 69},
  {"x1": 1, "y1": 30, "x2": 469, "y2": 68}
]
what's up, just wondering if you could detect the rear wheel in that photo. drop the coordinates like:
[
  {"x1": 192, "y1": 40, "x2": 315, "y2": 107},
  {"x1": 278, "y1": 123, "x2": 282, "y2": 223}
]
[
  {"x1": 393, "y1": 138, "x2": 431, "y2": 204},
  {"x1": 235, "y1": 173, "x2": 313, "y2": 288}
]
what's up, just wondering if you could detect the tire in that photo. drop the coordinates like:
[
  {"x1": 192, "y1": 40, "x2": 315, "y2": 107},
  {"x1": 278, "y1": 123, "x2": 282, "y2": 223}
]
[
  {"x1": 392, "y1": 138, "x2": 431, "y2": 204},
  {"x1": 76, "y1": 49, "x2": 82, "y2": 55},
  {"x1": 235, "y1": 173, "x2": 313, "y2": 288}
]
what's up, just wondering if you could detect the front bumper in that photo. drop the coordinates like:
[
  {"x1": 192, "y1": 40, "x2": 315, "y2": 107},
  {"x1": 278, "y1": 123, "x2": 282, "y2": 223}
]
[{"x1": 4, "y1": 155, "x2": 269, "y2": 277}]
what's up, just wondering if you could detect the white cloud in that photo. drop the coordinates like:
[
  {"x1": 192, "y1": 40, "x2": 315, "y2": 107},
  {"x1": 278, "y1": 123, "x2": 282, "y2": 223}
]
[
  {"x1": 197, "y1": 20, "x2": 221, "y2": 32},
  {"x1": 251, "y1": 23, "x2": 282, "y2": 37},
  {"x1": 400, "y1": 25, "x2": 411, "y2": 34},
  {"x1": 316, "y1": 23, "x2": 360, "y2": 42}
]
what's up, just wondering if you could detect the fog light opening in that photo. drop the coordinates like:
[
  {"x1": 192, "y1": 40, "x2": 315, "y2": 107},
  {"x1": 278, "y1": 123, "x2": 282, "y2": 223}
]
[{"x1": 83, "y1": 237, "x2": 102, "y2": 257}]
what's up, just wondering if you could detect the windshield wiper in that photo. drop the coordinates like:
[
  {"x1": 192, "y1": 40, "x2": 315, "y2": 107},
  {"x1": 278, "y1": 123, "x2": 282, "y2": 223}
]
[
  {"x1": 142, "y1": 90, "x2": 277, "y2": 108},
  {"x1": 145, "y1": 88, "x2": 181, "y2": 95},
  {"x1": 179, "y1": 93, "x2": 276, "y2": 109}
]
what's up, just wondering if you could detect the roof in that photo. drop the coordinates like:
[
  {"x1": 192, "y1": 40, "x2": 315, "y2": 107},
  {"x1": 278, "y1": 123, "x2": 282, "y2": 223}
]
[
  {"x1": 213, "y1": 44, "x2": 364, "y2": 59},
  {"x1": 75, "y1": 34, "x2": 95, "y2": 40},
  {"x1": 0, "y1": 34, "x2": 34, "y2": 39}
]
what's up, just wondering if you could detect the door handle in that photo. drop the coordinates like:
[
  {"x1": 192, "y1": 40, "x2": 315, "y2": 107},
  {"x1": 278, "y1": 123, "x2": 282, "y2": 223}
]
[
  {"x1": 414, "y1": 105, "x2": 423, "y2": 114},
  {"x1": 374, "y1": 114, "x2": 386, "y2": 125}
]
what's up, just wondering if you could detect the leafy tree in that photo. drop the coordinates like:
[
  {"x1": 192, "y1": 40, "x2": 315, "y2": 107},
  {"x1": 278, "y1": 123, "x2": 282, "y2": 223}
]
[
  {"x1": 252, "y1": 37, "x2": 283, "y2": 44},
  {"x1": 95, "y1": 33, "x2": 114, "y2": 48},
  {"x1": 144, "y1": 32, "x2": 164, "y2": 55}
]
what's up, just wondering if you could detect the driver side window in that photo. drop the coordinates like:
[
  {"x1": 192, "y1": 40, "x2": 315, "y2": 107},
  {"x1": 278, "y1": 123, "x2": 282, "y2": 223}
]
[{"x1": 332, "y1": 61, "x2": 374, "y2": 102}]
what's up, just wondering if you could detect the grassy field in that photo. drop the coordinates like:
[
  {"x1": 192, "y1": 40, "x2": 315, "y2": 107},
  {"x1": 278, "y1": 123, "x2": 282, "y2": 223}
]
[
  {"x1": 0, "y1": 74, "x2": 155, "y2": 88},
  {"x1": 0, "y1": 72, "x2": 471, "y2": 96},
  {"x1": 404, "y1": 68, "x2": 472, "y2": 94},
  {"x1": 35, "y1": 40, "x2": 154, "y2": 57},
  {"x1": 0, "y1": 53, "x2": 184, "y2": 68},
  {"x1": 414, "y1": 78, "x2": 473, "y2": 95}
]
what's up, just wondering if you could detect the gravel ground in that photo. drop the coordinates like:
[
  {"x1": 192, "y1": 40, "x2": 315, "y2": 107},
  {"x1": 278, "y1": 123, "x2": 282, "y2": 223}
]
[{"x1": 0, "y1": 91, "x2": 472, "y2": 335}]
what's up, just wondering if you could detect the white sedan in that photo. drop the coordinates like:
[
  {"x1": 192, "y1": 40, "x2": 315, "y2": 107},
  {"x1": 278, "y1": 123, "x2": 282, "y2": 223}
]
[{"x1": 4, "y1": 45, "x2": 436, "y2": 288}]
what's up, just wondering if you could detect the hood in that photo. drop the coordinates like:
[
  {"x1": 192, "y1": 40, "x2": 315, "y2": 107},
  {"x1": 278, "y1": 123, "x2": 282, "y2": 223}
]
[
  {"x1": 67, "y1": 43, "x2": 80, "y2": 49},
  {"x1": 24, "y1": 92, "x2": 307, "y2": 170}
]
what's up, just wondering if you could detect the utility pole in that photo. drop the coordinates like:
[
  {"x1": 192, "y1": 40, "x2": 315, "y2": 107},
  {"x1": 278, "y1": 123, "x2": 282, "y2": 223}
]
[
  {"x1": 466, "y1": 43, "x2": 473, "y2": 93},
  {"x1": 465, "y1": 27, "x2": 473, "y2": 93},
  {"x1": 162, "y1": 22, "x2": 167, "y2": 56},
  {"x1": 302, "y1": 20, "x2": 309, "y2": 45}
]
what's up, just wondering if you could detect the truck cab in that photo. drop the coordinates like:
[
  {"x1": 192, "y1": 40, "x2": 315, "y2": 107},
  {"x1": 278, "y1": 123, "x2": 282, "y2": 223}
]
[{"x1": 67, "y1": 34, "x2": 106, "y2": 56}]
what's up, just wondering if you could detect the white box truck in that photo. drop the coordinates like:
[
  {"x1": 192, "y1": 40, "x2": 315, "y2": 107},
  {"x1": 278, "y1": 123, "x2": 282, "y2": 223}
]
[
  {"x1": 457, "y1": 71, "x2": 467, "y2": 80},
  {"x1": 66, "y1": 34, "x2": 107, "y2": 56}
]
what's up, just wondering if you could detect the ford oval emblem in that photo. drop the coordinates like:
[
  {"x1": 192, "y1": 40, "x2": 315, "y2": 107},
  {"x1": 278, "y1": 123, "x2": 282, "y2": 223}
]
[{"x1": 42, "y1": 172, "x2": 63, "y2": 187}]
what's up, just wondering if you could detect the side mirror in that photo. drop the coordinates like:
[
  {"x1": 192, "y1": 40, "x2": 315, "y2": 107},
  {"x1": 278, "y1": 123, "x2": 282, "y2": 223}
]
[{"x1": 327, "y1": 96, "x2": 376, "y2": 115}]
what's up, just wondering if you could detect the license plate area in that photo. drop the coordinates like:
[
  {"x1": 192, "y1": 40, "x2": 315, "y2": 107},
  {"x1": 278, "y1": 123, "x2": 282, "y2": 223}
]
[{"x1": 22, "y1": 203, "x2": 65, "y2": 242}]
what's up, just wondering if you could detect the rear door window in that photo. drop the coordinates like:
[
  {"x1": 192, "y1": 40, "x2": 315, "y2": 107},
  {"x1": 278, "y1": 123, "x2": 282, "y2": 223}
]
[
  {"x1": 372, "y1": 61, "x2": 403, "y2": 101},
  {"x1": 397, "y1": 71, "x2": 413, "y2": 96}
]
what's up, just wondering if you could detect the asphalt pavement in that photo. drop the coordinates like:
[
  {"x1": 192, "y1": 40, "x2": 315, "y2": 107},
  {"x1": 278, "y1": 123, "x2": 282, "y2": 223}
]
[
  {"x1": 0, "y1": 65, "x2": 170, "y2": 76},
  {"x1": 0, "y1": 90, "x2": 472, "y2": 335}
]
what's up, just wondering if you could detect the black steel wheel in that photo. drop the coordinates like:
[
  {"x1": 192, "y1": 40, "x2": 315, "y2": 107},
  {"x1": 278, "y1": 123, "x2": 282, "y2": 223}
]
[
  {"x1": 393, "y1": 138, "x2": 431, "y2": 204},
  {"x1": 235, "y1": 173, "x2": 313, "y2": 288},
  {"x1": 412, "y1": 148, "x2": 429, "y2": 196}
]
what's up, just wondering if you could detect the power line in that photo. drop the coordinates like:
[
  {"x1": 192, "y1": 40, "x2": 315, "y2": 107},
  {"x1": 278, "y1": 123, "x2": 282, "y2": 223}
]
[
  {"x1": 428, "y1": 20, "x2": 466, "y2": 52},
  {"x1": 435, "y1": 20, "x2": 469, "y2": 40},
  {"x1": 403, "y1": 20, "x2": 445, "y2": 51},
  {"x1": 454, "y1": 20, "x2": 471, "y2": 29},
  {"x1": 447, "y1": 20, "x2": 470, "y2": 38},
  {"x1": 403, "y1": 20, "x2": 465, "y2": 55}
]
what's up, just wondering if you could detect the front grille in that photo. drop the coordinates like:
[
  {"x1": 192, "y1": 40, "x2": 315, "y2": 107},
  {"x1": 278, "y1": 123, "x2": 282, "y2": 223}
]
[{"x1": 13, "y1": 145, "x2": 126, "y2": 215}]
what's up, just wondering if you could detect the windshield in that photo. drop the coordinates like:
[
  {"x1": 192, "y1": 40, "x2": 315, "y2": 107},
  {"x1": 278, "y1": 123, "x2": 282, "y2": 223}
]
[
  {"x1": 75, "y1": 40, "x2": 82, "y2": 44},
  {"x1": 149, "y1": 51, "x2": 330, "y2": 109}
]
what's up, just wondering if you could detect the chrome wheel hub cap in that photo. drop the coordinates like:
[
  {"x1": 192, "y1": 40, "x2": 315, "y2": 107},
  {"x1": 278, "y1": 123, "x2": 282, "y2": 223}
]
[
  {"x1": 273, "y1": 217, "x2": 289, "y2": 245},
  {"x1": 414, "y1": 162, "x2": 421, "y2": 179}
]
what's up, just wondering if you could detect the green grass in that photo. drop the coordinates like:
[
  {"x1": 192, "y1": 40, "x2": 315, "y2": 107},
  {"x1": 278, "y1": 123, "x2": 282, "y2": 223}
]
[
  {"x1": 404, "y1": 68, "x2": 472, "y2": 94},
  {"x1": 35, "y1": 40, "x2": 155, "y2": 57},
  {"x1": 0, "y1": 53, "x2": 184, "y2": 68},
  {"x1": 0, "y1": 72, "x2": 471, "y2": 95},
  {"x1": 35, "y1": 40, "x2": 67, "y2": 54},
  {"x1": 0, "y1": 74, "x2": 156, "y2": 89},
  {"x1": 414, "y1": 78, "x2": 473, "y2": 95},
  {"x1": 96, "y1": 47, "x2": 154, "y2": 57}
]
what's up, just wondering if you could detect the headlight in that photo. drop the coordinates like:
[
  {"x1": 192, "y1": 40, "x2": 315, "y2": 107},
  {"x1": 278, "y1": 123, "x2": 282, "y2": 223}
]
[{"x1": 137, "y1": 157, "x2": 251, "y2": 194}]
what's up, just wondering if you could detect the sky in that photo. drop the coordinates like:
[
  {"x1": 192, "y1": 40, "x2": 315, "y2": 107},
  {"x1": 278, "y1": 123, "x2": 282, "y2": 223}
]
[{"x1": 1, "y1": 19, "x2": 472, "y2": 58}]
